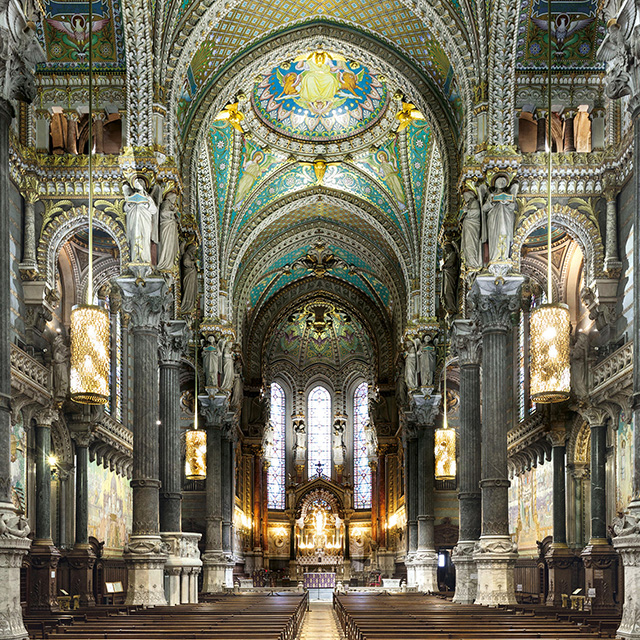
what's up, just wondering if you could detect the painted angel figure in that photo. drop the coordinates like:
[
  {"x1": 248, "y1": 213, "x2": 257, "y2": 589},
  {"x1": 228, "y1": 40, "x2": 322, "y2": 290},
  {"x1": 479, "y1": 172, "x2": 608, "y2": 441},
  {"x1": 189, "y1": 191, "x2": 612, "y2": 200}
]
[
  {"x1": 234, "y1": 149, "x2": 279, "y2": 206},
  {"x1": 366, "y1": 148, "x2": 405, "y2": 205},
  {"x1": 123, "y1": 177, "x2": 160, "y2": 264}
]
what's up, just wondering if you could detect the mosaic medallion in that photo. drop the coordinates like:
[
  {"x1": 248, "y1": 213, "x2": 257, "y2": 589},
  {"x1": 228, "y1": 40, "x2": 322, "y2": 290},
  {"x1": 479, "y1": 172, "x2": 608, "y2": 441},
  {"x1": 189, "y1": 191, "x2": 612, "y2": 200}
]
[{"x1": 252, "y1": 50, "x2": 388, "y2": 141}]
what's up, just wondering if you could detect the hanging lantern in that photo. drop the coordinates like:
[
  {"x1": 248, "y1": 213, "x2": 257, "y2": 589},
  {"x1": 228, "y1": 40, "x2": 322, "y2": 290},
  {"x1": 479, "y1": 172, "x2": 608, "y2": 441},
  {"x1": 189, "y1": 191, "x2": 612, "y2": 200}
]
[
  {"x1": 70, "y1": 304, "x2": 110, "y2": 404},
  {"x1": 529, "y1": 303, "x2": 571, "y2": 403},
  {"x1": 435, "y1": 352, "x2": 456, "y2": 481},
  {"x1": 185, "y1": 427, "x2": 207, "y2": 480}
]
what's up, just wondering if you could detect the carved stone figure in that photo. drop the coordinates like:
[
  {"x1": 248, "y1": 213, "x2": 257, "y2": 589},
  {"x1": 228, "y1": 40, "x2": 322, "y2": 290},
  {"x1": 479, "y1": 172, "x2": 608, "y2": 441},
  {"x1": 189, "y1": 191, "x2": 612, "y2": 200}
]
[
  {"x1": 51, "y1": 333, "x2": 70, "y2": 399},
  {"x1": 365, "y1": 424, "x2": 378, "y2": 459},
  {"x1": 262, "y1": 420, "x2": 275, "y2": 460},
  {"x1": 231, "y1": 355, "x2": 243, "y2": 411},
  {"x1": 404, "y1": 339, "x2": 418, "y2": 389},
  {"x1": 570, "y1": 330, "x2": 590, "y2": 398},
  {"x1": 460, "y1": 187, "x2": 484, "y2": 271},
  {"x1": 441, "y1": 241, "x2": 460, "y2": 315},
  {"x1": 180, "y1": 243, "x2": 197, "y2": 313},
  {"x1": 395, "y1": 356, "x2": 408, "y2": 408},
  {"x1": 156, "y1": 191, "x2": 180, "y2": 271},
  {"x1": 419, "y1": 335, "x2": 436, "y2": 388},
  {"x1": 220, "y1": 342, "x2": 235, "y2": 390},
  {"x1": 123, "y1": 177, "x2": 160, "y2": 264},
  {"x1": 202, "y1": 335, "x2": 220, "y2": 388},
  {"x1": 293, "y1": 420, "x2": 306, "y2": 459},
  {"x1": 333, "y1": 420, "x2": 346, "y2": 466},
  {"x1": 482, "y1": 176, "x2": 519, "y2": 263}
]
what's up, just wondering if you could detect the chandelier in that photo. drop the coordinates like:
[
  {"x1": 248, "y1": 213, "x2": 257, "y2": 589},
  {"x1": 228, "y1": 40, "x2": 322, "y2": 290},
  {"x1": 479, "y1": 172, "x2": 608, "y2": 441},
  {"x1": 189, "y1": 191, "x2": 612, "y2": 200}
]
[
  {"x1": 435, "y1": 344, "x2": 456, "y2": 481},
  {"x1": 185, "y1": 325, "x2": 206, "y2": 480},
  {"x1": 528, "y1": 0, "x2": 571, "y2": 404},
  {"x1": 69, "y1": 0, "x2": 110, "y2": 404}
]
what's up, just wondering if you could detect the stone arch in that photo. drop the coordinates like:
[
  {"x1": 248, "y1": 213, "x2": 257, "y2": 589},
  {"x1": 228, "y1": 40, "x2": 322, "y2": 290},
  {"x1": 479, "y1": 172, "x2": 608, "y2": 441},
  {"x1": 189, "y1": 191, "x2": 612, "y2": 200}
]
[
  {"x1": 567, "y1": 417, "x2": 591, "y2": 466},
  {"x1": 512, "y1": 204, "x2": 605, "y2": 284},
  {"x1": 38, "y1": 205, "x2": 128, "y2": 290}
]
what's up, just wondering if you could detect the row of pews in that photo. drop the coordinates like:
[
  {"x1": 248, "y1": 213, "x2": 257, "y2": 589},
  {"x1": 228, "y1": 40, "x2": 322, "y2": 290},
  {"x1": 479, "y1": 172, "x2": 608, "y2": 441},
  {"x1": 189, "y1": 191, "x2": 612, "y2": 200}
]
[
  {"x1": 333, "y1": 593, "x2": 617, "y2": 640},
  {"x1": 25, "y1": 593, "x2": 308, "y2": 640}
]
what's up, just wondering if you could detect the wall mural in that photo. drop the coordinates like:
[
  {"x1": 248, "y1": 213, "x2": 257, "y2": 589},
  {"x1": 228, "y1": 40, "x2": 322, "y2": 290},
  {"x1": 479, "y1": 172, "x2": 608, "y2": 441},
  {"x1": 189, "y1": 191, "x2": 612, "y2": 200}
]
[
  {"x1": 253, "y1": 51, "x2": 388, "y2": 140},
  {"x1": 10, "y1": 413, "x2": 26, "y2": 514},
  {"x1": 353, "y1": 138, "x2": 406, "y2": 209},
  {"x1": 617, "y1": 419, "x2": 634, "y2": 515},
  {"x1": 88, "y1": 459, "x2": 132, "y2": 553},
  {"x1": 508, "y1": 461, "x2": 553, "y2": 556},
  {"x1": 36, "y1": 0, "x2": 126, "y2": 70}
]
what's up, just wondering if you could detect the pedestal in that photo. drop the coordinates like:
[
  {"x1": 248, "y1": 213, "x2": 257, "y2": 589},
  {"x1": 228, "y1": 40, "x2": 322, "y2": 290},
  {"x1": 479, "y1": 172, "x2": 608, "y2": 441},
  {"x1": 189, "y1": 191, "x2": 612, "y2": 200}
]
[
  {"x1": 161, "y1": 532, "x2": 202, "y2": 605},
  {"x1": 124, "y1": 536, "x2": 168, "y2": 606},
  {"x1": 451, "y1": 541, "x2": 478, "y2": 604},
  {"x1": 29, "y1": 542, "x2": 61, "y2": 612},
  {"x1": 67, "y1": 545, "x2": 96, "y2": 607},
  {"x1": 545, "y1": 545, "x2": 577, "y2": 607},
  {"x1": 202, "y1": 552, "x2": 233, "y2": 592},
  {"x1": 474, "y1": 536, "x2": 518, "y2": 606},
  {"x1": 581, "y1": 541, "x2": 618, "y2": 614},
  {"x1": 613, "y1": 524, "x2": 640, "y2": 639},
  {"x1": 413, "y1": 551, "x2": 438, "y2": 592}
]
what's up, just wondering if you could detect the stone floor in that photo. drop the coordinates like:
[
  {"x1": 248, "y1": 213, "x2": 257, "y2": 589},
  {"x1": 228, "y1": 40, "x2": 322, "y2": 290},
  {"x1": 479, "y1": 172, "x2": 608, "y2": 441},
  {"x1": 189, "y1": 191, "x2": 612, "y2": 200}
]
[{"x1": 298, "y1": 601, "x2": 344, "y2": 639}]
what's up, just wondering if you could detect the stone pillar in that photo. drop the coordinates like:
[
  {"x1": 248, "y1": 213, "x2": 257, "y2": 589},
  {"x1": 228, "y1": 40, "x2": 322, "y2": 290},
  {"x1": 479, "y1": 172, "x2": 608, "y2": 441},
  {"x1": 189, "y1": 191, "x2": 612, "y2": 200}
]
[
  {"x1": 158, "y1": 321, "x2": 188, "y2": 534},
  {"x1": 581, "y1": 407, "x2": 617, "y2": 614},
  {"x1": 470, "y1": 275, "x2": 523, "y2": 606},
  {"x1": 573, "y1": 466, "x2": 588, "y2": 547},
  {"x1": 117, "y1": 277, "x2": 169, "y2": 606},
  {"x1": 536, "y1": 113, "x2": 547, "y2": 152},
  {"x1": 201, "y1": 395, "x2": 231, "y2": 591},
  {"x1": 563, "y1": 111, "x2": 576, "y2": 152},
  {"x1": 377, "y1": 447, "x2": 387, "y2": 549},
  {"x1": 221, "y1": 429, "x2": 235, "y2": 555},
  {"x1": 67, "y1": 429, "x2": 96, "y2": 607},
  {"x1": 603, "y1": 187, "x2": 622, "y2": 273},
  {"x1": 30, "y1": 406, "x2": 61, "y2": 612},
  {"x1": 404, "y1": 427, "x2": 418, "y2": 586},
  {"x1": 451, "y1": 319, "x2": 482, "y2": 604},
  {"x1": 19, "y1": 186, "x2": 38, "y2": 272},
  {"x1": 0, "y1": 8, "x2": 42, "y2": 634},
  {"x1": 545, "y1": 423, "x2": 576, "y2": 607}
]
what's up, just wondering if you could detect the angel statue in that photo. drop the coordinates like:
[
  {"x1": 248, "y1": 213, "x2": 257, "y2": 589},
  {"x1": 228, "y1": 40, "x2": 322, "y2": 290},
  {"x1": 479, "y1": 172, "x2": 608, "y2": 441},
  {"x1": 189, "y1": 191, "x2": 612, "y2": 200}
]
[
  {"x1": 460, "y1": 184, "x2": 485, "y2": 272},
  {"x1": 202, "y1": 335, "x2": 220, "y2": 388},
  {"x1": 156, "y1": 191, "x2": 180, "y2": 271},
  {"x1": 482, "y1": 175, "x2": 519, "y2": 264},
  {"x1": 123, "y1": 176, "x2": 160, "y2": 264},
  {"x1": 180, "y1": 242, "x2": 198, "y2": 313}
]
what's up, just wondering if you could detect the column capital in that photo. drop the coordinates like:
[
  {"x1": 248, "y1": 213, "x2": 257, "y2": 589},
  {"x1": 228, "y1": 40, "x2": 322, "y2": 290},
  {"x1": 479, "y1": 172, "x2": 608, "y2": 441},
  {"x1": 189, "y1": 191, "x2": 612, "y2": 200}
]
[
  {"x1": 406, "y1": 392, "x2": 441, "y2": 430},
  {"x1": 71, "y1": 430, "x2": 94, "y2": 448},
  {"x1": 116, "y1": 277, "x2": 169, "y2": 330},
  {"x1": 158, "y1": 320, "x2": 189, "y2": 365},
  {"x1": 35, "y1": 405, "x2": 58, "y2": 428},
  {"x1": 468, "y1": 275, "x2": 525, "y2": 333},
  {"x1": 451, "y1": 319, "x2": 482, "y2": 366},
  {"x1": 547, "y1": 429, "x2": 567, "y2": 448},
  {"x1": 578, "y1": 403, "x2": 611, "y2": 428},
  {"x1": 199, "y1": 394, "x2": 229, "y2": 427}
]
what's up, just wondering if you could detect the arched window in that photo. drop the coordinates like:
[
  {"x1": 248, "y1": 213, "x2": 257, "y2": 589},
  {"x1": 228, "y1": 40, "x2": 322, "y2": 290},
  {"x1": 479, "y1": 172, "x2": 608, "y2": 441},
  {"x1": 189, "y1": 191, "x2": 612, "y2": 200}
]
[
  {"x1": 267, "y1": 383, "x2": 286, "y2": 510},
  {"x1": 353, "y1": 382, "x2": 372, "y2": 509},
  {"x1": 308, "y1": 386, "x2": 332, "y2": 479}
]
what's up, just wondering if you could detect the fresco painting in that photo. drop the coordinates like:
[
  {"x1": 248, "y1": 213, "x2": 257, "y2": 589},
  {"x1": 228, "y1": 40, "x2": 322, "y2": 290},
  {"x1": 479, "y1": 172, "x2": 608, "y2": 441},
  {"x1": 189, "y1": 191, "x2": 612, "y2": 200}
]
[{"x1": 10, "y1": 413, "x2": 26, "y2": 514}]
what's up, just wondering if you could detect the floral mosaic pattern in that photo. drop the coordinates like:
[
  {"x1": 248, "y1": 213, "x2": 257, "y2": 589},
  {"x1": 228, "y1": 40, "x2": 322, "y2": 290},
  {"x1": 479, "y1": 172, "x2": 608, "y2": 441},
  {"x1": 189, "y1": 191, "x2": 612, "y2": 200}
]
[{"x1": 253, "y1": 51, "x2": 387, "y2": 140}]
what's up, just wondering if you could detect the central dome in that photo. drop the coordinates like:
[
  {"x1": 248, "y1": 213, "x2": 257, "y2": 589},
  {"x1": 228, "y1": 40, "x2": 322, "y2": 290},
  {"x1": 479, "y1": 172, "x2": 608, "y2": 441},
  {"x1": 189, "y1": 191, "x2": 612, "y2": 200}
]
[{"x1": 252, "y1": 50, "x2": 388, "y2": 141}]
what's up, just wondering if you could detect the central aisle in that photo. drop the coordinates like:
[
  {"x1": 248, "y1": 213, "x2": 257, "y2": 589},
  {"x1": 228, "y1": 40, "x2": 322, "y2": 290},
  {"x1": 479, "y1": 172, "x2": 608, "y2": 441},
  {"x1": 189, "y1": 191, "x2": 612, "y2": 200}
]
[{"x1": 298, "y1": 601, "x2": 344, "y2": 640}]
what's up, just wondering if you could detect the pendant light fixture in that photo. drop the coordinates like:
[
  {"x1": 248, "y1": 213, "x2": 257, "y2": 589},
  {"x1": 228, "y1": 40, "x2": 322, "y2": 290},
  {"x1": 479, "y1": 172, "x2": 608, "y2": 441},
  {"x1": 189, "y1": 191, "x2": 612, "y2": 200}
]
[
  {"x1": 69, "y1": 0, "x2": 110, "y2": 404},
  {"x1": 529, "y1": 0, "x2": 571, "y2": 403},
  {"x1": 185, "y1": 325, "x2": 206, "y2": 480},
  {"x1": 435, "y1": 336, "x2": 456, "y2": 481}
]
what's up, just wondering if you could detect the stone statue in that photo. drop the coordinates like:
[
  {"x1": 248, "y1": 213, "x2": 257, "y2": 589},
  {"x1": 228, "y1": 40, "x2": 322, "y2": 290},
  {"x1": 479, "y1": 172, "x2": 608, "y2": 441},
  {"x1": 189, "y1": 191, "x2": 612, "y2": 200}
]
[
  {"x1": 293, "y1": 420, "x2": 306, "y2": 459},
  {"x1": 571, "y1": 330, "x2": 590, "y2": 398},
  {"x1": 123, "y1": 177, "x2": 160, "y2": 264},
  {"x1": 460, "y1": 186, "x2": 484, "y2": 271},
  {"x1": 482, "y1": 176, "x2": 519, "y2": 263},
  {"x1": 156, "y1": 191, "x2": 180, "y2": 271},
  {"x1": 395, "y1": 356, "x2": 408, "y2": 408},
  {"x1": 262, "y1": 420, "x2": 275, "y2": 460},
  {"x1": 180, "y1": 243, "x2": 197, "y2": 313},
  {"x1": 333, "y1": 420, "x2": 346, "y2": 466},
  {"x1": 365, "y1": 424, "x2": 378, "y2": 459},
  {"x1": 220, "y1": 341, "x2": 235, "y2": 390},
  {"x1": 231, "y1": 354, "x2": 244, "y2": 410},
  {"x1": 403, "y1": 339, "x2": 418, "y2": 389},
  {"x1": 419, "y1": 335, "x2": 436, "y2": 388},
  {"x1": 202, "y1": 335, "x2": 220, "y2": 388},
  {"x1": 441, "y1": 241, "x2": 460, "y2": 315},
  {"x1": 51, "y1": 333, "x2": 69, "y2": 399}
]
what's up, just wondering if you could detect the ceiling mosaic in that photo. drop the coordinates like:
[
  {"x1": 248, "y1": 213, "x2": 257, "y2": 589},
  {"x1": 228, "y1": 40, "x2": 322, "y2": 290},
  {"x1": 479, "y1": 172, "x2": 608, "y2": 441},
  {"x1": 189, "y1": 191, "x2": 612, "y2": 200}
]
[
  {"x1": 265, "y1": 299, "x2": 374, "y2": 370},
  {"x1": 175, "y1": 0, "x2": 464, "y2": 133},
  {"x1": 252, "y1": 51, "x2": 388, "y2": 141},
  {"x1": 35, "y1": 0, "x2": 126, "y2": 71},
  {"x1": 516, "y1": 0, "x2": 606, "y2": 72}
]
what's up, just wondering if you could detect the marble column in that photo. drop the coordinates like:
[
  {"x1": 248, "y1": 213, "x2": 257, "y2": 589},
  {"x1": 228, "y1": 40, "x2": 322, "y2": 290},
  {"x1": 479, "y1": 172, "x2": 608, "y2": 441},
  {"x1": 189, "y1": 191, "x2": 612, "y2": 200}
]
[
  {"x1": 603, "y1": 188, "x2": 622, "y2": 273},
  {"x1": 30, "y1": 406, "x2": 61, "y2": 612},
  {"x1": 545, "y1": 424, "x2": 576, "y2": 607},
  {"x1": 221, "y1": 429, "x2": 235, "y2": 555},
  {"x1": 404, "y1": 427, "x2": 418, "y2": 586},
  {"x1": 158, "y1": 321, "x2": 188, "y2": 534},
  {"x1": 0, "y1": 6, "x2": 42, "y2": 634},
  {"x1": 67, "y1": 429, "x2": 96, "y2": 607},
  {"x1": 201, "y1": 395, "x2": 232, "y2": 591},
  {"x1": 563, "y1": 111, "x2": 576, "y2": 152},
  {"x1": 117, "y1": 277, "x2": 169, "y2": 606},
  {"x1": 451, "y1": 319, "x2": 482, "y2": 604},
  {"x1": 536, "y1": 113, "x2": 547, "y2": 152},
  {"x1": 581, "y1": 406, "x2": 617, "y2": 614},
  {"x1": 470, "y1": 275, "x2": 523, "y2": 606},
  {"x1": 19, "y1": 187, "x2": 38, "y2": 272}
]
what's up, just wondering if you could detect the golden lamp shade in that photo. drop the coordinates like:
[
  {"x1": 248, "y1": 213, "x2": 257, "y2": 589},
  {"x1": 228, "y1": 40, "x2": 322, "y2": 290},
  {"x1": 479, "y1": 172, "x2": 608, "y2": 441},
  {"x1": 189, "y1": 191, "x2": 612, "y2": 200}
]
[
  {"x1": 70, "y1": 304, "x2": 110, "y2": 404},
  {"x1": 435, "y1": 426, "x2": 456, "y2": 481},
  {"x1": 529, "y1": 303, "x2": 571, "y2": 403},
  {"x1": 185, "y1": 428, "x2": 207, "y2": 480}
]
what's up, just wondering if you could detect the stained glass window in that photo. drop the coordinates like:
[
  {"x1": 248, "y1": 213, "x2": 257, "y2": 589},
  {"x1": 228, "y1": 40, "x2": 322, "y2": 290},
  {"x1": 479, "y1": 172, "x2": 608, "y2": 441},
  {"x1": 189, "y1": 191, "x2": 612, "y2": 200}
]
[
  {"x1": 267, "y1": 383, "x2": 286, "y2": 509},
  {"x1": 353, "y1": 382, "x2": 372, "y2": 509},
  {"x1": 308, "y1": 386, "x2": 332, "y2": 479}
]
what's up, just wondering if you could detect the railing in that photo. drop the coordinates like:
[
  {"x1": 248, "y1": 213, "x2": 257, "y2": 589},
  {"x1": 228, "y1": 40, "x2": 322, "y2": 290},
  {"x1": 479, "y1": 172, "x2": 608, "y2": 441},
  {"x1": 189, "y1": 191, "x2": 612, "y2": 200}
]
[
  {"x1": 97, "y1": 413, "x2": 133, "y2": 451},
  {"x1": 10, "y1": 342, "x2": 50, "y2": 394},
  {"x1": 591, "y1": 340, "x2": 633, "y2": 395}
]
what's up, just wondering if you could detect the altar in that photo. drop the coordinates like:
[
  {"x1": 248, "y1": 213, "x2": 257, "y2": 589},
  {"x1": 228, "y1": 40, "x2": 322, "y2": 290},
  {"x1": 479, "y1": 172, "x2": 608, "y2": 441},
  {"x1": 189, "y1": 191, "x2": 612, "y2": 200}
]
[{"x1": 304, "y1": 572, "x2": 336, "y2": 601}]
